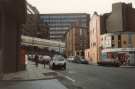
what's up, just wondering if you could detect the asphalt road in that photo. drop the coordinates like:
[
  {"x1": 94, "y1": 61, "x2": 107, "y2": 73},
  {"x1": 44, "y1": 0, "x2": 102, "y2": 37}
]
[
  {"x1": 56, "y1": 62, "x2": 135, "y2": 89},
  {"x1": 0, "y1": 63, "x2": 135, "y2": 89}
]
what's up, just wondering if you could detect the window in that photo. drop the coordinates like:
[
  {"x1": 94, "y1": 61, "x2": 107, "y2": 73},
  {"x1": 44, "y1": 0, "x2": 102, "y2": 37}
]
[
  {"x1": 80, "y1": 29, "x2": 83, "y2": 36},
  {"x1": 118, "y1": 35, "x2": 121, "y2": 48},
  {"x1": 112, "y1": 36, "x2": 114, "y2": 40},
  {"x1": 112, "y1": 44, "x2": 115, "y2": 47}
]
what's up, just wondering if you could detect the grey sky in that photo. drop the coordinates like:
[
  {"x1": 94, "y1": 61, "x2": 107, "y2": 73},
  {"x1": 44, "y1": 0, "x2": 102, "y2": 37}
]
[{"x1": 27, "y1": 0, "x2": 135, "y2": 14}]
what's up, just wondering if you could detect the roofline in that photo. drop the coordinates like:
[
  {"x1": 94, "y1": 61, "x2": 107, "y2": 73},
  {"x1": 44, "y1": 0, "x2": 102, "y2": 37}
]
[{"x1": 40, "y1": 13, "x2": 90, "y2": 16}]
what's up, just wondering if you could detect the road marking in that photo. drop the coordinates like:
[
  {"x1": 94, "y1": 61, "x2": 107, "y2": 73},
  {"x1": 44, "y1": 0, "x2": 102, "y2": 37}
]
[
  {"x1": 68, "y1": 71, "x2": 76, "y2": 74},
  {"x1": 56, "y1": 72, "x2": 76, "y2": 82},
  {"x1": 65, "y1": 76, "x2": 76, "y2": 82}
]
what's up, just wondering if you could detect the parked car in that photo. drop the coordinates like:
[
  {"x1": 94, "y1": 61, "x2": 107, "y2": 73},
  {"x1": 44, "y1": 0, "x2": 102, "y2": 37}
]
[
  {"x1": 79, "y1": 59, "x2": 89, "y2": 64},
  {"x1": 72, "y1": 56, "x2": 89, "y2": 64},
  {"x1": 49, "y1": 55, "x2": 66, "y2": 70},
  {"x1": 67, "y1": 56, "x2": 75, "y2": 62}
]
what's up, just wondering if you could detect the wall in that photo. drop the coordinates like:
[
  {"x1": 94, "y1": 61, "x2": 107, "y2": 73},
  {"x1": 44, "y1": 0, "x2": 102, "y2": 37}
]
[
  {"x1": 132, "y1": 35, "x2": 135, "y2": 48},
  {"x1": 106, "y1": 3, "x2": 124, "y2": 32},
  {"x1": 101, "y1": 32, "x2": 135, "y2": 49},
  {"x1": 0, "y1": 0, "x2": 26, "y2": 73},
  {"x1": 87, "y1": 13, "x2": 101, "y2": 64},
  {"x1": 65, "y1": 22, "x2": 89, "y2": 57},
  {"x1": 124, "y1": 4, "x2": 135, "y2": 32}
]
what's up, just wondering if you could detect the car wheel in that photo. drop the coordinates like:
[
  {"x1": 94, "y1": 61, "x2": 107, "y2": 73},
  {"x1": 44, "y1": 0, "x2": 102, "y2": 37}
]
[{"x1": 51, "y1": 64, "x2": 55, "y2": 70}]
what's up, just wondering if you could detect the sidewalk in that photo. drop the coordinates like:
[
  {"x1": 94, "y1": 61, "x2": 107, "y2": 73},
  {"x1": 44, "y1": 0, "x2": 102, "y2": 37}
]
[
  {"x1": 2, "y1": 61, "x2": 57, "y2": 80},
  {"x1": 120, "y1": 65, "x2": 135, "y2": 68}
]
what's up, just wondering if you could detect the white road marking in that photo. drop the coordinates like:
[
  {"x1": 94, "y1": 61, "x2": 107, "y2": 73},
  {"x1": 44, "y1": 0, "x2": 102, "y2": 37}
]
[
  {"x1": 65, "y1": 76, "x2": 76, "y2": 82},
  {"x1": 57, "y1": 72, "x2": 76, "y2": 82}
]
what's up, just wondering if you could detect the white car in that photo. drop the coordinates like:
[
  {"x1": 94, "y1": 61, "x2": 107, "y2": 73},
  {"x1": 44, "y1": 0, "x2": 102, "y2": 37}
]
[
  {"x1": 49, "y1": 55, "x2": 66, "y2": 70},
  {"x1": 67, "y1": 57, "x2": 74, "y2": 62}
]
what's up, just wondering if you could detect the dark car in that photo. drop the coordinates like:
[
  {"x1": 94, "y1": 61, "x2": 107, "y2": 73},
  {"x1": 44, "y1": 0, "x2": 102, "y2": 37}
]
[
  {"x1": 79, "y1": 59, "x2": 89, "y2": 64},
  {"x1": 72, "y1": 56, "x2": 89, "y2": 64}
]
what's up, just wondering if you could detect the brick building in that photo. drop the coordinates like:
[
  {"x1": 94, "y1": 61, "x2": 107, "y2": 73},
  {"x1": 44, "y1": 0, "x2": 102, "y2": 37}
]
[{"x1": 65, "y1": 22, "x2": 89, "y2": 58}]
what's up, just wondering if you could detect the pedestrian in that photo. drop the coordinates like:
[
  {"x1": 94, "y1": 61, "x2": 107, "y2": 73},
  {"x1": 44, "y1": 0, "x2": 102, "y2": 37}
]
[
  {"x1": 42, "y1": 59, "x2": 46, "y2": 68},
  {"x1": 34, "y1": 54, "x2": 39, "y2": 67}
]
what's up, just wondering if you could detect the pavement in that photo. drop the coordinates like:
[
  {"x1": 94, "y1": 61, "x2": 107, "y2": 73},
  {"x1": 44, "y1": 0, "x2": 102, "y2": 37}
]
[
  {"x1": 1, "y1": 61, "x2": 135, "y2": 89},
  {"x1": 0, "y1": 79, "x2": 68, "y2": 89},
  {"x1": 2, "y1": 61, "x2": 57, "y2": 80}
]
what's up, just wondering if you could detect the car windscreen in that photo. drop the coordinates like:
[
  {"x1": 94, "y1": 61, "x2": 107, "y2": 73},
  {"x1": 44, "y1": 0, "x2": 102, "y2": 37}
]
[{"x1": 54, "y1": 56, "x2": 65, "y2": 61}]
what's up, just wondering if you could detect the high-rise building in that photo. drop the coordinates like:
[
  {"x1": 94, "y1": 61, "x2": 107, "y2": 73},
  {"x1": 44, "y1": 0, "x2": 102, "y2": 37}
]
[{"x1": 40, "y1": 13, "x2": 90, "y2": 41}]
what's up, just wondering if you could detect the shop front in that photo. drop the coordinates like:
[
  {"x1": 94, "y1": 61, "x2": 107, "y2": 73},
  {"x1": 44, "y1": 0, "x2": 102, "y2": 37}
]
[{"x1": 102, "y1": 48, "x2": 135, "y2": 65}]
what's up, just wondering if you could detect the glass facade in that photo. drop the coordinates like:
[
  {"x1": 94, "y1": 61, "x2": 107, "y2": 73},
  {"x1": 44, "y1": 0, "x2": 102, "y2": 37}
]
[{"x1": 40, "y1": 13, "x2": 90, "y2": 41}]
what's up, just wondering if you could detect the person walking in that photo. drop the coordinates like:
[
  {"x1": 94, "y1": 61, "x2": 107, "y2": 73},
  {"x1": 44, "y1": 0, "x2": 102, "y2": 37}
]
[
  {"x1": 42, "y1": 59, "x2": 46, "y2": 68},
  {"x1": 34, "y1": 54, "x2": 39, "y2": 67}
]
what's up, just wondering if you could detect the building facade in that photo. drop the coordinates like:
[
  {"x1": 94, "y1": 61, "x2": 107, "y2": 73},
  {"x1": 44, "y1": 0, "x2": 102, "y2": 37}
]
[
  {"x1": 101, "y1": 32, "x2": 135, "y2": 65},
  {"x1": 85, "y1": 2, "x2": 135, "y2": 65},
  {"x1": 40, "y1": 13, "x2": 90, "y2": 41},
  {"x1": 65, "y1": 22, "x2": 89, "y2": 58},
  {"x1": 22, "y1": 3, "x2": 49, "y2": 39},
  {"x1": 106, "y1": 2, "x2": 135, "y2": 32},
  {"x1": 85, "y1": 12, "x2": 103, "y2": 64},
  {"x1": 0, "y1": 0, "x2": 26, "y2": 74}
]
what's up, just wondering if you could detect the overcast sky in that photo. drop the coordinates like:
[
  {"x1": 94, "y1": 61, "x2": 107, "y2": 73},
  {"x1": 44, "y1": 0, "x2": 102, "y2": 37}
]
[{"x1": 27, "y1": 0, "x2": 135, "y2": 14}]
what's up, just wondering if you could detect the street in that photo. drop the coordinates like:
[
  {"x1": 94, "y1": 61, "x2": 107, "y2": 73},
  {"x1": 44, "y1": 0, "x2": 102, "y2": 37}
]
[
  {"x1": 56, "y1": 63, "x2": 135, "y2": 89},
  {"x1": 0, "y1": 62, "x2": 135, "y2": 89}
]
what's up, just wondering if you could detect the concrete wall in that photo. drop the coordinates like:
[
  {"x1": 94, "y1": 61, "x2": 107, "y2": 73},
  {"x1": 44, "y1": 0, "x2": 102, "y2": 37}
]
[
  {"x1": 124, "y1": 4, "x2": 135, "y2": 32},
  {"x1": 106, "y1": 3, "x2": 124, "y2": 32},
  {"x1": 106, "y1": 2, "x2": 135, "y2": 33}
]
